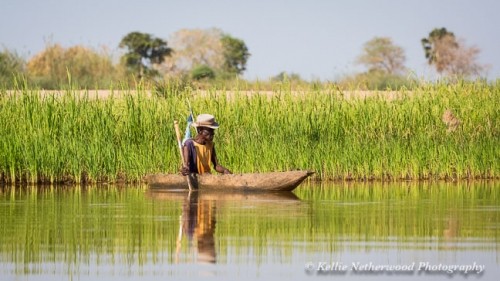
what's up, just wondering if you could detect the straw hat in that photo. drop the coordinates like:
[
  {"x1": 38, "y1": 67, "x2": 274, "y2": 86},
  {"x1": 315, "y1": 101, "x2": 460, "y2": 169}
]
[{"x1": 191, "y1": 114, "x2": 219, "y2": 129}]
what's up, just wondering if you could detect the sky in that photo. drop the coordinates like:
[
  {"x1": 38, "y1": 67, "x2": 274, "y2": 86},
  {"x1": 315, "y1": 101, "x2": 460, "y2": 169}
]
[{"x1": 1, "y1": 0, "x2": 499, "y2": 81}]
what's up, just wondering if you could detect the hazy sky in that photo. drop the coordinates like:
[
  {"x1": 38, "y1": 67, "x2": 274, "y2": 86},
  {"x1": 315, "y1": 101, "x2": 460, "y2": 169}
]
[{"x1": 1, "y1": 0, "x2": 499, "y2": 81}]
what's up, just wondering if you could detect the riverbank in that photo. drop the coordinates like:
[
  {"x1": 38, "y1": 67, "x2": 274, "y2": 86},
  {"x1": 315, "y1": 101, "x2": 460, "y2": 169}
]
[{"x1": 0, "y1": 82, "x2": 498, "y2": 184}]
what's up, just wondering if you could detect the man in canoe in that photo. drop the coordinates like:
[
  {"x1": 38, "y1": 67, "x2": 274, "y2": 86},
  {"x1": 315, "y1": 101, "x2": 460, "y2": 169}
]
[{"x1": 180, "y1": 114, "x2": 232, "y2": 175}]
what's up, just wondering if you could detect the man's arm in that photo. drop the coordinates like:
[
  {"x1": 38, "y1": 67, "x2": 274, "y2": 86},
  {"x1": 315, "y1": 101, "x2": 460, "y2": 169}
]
[{"x1": 180, "y1": 144, "x2": 191, "y2": 175}]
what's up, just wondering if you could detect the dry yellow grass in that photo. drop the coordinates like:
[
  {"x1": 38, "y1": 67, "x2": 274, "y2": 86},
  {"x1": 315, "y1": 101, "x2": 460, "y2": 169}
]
[{"x1": 5, "y1": 89, "x2": 407, "y2": 100}]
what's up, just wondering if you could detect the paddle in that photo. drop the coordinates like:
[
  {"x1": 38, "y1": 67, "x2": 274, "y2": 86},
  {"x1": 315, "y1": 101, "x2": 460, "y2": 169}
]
[{"x1": 174, "y1": 120, "x2": 194, "y2": 190}]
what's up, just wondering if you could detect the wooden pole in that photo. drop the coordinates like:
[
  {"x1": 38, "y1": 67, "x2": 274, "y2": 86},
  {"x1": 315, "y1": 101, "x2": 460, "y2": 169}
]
[{"x1": 174, "y1": 120, "x2": 193, "y2": 190}]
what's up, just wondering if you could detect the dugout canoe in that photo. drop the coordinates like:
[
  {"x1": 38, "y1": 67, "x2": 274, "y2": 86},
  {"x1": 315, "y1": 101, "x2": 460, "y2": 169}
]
[{"x1": 145, "y1": 170, "x2": 314, "y2": 192}]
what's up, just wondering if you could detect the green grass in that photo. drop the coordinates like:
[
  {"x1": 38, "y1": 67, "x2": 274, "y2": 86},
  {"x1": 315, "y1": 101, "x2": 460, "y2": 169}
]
[{"x1": 0, "y1": 81, "x2": 499, "y2": 184}]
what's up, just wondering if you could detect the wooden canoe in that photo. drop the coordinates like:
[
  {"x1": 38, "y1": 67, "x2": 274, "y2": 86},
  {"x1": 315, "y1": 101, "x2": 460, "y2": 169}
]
[{"x1": 145, "y1": 170, "x2": 314, "y2": 192}]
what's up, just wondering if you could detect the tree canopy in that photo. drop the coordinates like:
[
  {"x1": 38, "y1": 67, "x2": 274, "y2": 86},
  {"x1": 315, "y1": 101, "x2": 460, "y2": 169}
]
[
  {"x1": 421, "y1": 27, "x2": 458, "y2": 64},
  {"x1": 161, "y1": 28, "x2": 225, "y2": 76},
  {"x1": 422, "y1": 27, "x2": 485, "y2": 78},
  {"x1": 119, "y1": 32, "x2": 172, "y2": 79},
  {"x1": 356, "y1": 37, "x2": 406, "y2": 75},
  {"x1": 26, "y1": 44, "x2": 116, "y2": 88},
  {"x1": 160, "y1": 28, "x2": 250, "y2": 78},
  {"x1": 221, "y1": 35, "x2": 250, "y2": 75}
]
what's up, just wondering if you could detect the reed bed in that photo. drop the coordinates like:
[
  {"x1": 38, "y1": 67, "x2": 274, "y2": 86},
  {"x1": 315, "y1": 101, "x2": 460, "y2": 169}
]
[{"x1": 0, "y1": 81, "x2": 498, "y2": 184}]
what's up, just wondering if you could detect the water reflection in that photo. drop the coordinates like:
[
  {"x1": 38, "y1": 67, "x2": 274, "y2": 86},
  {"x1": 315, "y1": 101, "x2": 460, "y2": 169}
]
[
  {"x1": 177, "y1": 191, "x2": 217, "y2": 264},
  {"x1": 443, "y1": 215, "x2": 459, "y2": 239},
  {"x1": 0, "y1": 182, "x2": 498, "y2": 280},
  {"x1": 147, "y1": 190, "x2": 302, "y2": 266}
]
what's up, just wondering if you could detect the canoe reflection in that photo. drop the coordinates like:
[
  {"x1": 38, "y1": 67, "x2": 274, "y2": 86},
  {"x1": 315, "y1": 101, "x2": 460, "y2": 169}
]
[{"x1": 147, "y1": 190, "x2": 302, "y2": 264}]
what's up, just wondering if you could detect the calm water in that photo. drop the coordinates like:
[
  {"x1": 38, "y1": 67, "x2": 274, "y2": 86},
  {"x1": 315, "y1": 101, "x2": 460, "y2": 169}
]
[{"x1": 0, "y1": 182, "x2": 499, "y2": 281}]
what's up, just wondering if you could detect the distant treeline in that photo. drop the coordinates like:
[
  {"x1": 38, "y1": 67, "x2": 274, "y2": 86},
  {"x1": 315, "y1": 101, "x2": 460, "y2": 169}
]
[
  {"x1": 1, "y1": 42, "x2": 416, "y2": 91},
  {"x1": 0, "y1": 27, "x2": 491, "y2": 90}
]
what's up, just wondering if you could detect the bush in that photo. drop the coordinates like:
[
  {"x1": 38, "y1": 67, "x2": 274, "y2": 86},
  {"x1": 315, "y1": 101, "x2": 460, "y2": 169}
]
[
  {"x1": 338, "y1": 70, "x2": 416, "y2": 90},
  {"x1": 191, "y1": 65, "x2": 215, "y2": 80},
  {"x1": 154, "y1": 76, "x2": 193, "y2": 98}
]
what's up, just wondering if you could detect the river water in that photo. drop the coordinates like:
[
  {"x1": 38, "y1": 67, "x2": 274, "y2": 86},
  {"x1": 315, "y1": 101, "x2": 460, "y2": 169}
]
[{"x1": 0, "y1": 182, "x2": 498, "y2": 281}]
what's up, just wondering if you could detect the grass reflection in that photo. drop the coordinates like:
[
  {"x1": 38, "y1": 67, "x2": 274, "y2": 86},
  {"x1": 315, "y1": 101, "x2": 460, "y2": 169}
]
[{"x1": 0, "y1": 182, "x2": 498, "y2": 273}]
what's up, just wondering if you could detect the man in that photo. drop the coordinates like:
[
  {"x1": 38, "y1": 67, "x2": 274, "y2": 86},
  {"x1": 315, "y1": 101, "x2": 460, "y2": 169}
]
[{"x1": 181, "y1": 114, "x2": 232, "y2": 175}]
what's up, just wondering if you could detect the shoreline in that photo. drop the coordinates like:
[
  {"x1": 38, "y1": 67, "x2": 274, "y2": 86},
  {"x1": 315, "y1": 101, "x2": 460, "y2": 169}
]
[{"x1": 1, "y1": 173, "x2": 499, "y2": 187}]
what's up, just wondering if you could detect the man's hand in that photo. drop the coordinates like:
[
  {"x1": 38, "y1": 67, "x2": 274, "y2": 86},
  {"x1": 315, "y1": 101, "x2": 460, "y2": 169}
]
[
  {"x1": 180, "y1": 166, "x2": 190, "y2": 176},
  {"x1": 215, "y1": 164, "x2": 232, "y2": 174}
]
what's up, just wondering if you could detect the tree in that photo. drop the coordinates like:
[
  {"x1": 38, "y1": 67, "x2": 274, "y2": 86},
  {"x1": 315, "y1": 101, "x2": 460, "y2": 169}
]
[
  {"x1": 0, "y1": 49, "x2": 25, "y2": 85},
  {"x1": 161, "y1": 28, "x2": 225, "y2": 76},
  {"x1": 356, "y1": 37, "x2": 406, "y2": 75},
  {"x1": 160, "y1": 28, "x2": 250, "y2": 78},
  {"x1": 221, "y1": 35, "x2": 250, "y2": 75},
  {"x1": 421, "y1": 28, "x2": 457, "y2": 73},
  {"x1": 119, "y1": 32, "x2": 172, "y2": 79},
  {"x1": 442, "y1": 38, "x2": 484, "y2": 77},
  {"x1": 26, "y1": 43, "x2": 116, "y2": 88},
  {"x1": 421, "y1": 28, "x2": 485, "y2": 78},
  {"x1": 421, "y1": 28, "x2": 456, "y2": 68}
]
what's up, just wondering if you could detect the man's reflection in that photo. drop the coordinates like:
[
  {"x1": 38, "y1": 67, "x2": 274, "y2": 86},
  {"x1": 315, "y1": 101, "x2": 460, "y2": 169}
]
[
  {"x1": 150, "y1": 190, "x2": 301, "y2": 264},
  {"x1": 177, "y1": 191, "x2": 217, "y2": 264}
]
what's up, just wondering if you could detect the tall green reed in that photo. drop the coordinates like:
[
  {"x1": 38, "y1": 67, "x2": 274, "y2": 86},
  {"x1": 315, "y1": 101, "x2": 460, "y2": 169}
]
[
  {"x1": 0, "y1": 84, "x2": 189, "y2": 184},
  {"x1": 209, "y1": 81, "x2": 499, "y2": 181},
  {"x1": 0, "y1": 81, "x2": 498, "y2": 184}
]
